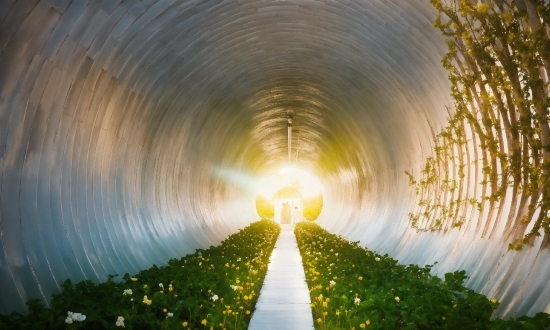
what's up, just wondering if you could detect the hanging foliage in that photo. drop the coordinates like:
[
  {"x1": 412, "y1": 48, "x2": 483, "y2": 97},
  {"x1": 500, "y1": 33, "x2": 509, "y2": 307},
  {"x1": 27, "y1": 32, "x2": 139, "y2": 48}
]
[{"x1": 407, "y1": 0, "x2": 550, "y2": 249}]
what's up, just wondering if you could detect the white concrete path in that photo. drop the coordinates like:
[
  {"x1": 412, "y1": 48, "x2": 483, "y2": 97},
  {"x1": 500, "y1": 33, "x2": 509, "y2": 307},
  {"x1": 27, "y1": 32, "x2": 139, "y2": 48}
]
[{"x1": 249, "y1": 224, "x2": 314, "y2": 330}]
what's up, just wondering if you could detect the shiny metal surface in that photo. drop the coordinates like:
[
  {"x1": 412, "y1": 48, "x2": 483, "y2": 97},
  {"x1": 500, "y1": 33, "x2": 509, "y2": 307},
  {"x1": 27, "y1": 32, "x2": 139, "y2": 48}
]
[{"x1": 0, "y1": 0, "x2": 547, "y2": 317}]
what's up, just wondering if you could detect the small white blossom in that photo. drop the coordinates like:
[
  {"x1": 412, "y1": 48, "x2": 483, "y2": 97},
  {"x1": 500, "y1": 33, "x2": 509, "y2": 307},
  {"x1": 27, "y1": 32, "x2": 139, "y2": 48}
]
[
  {"x1": 123, "y1": 289, "x2": 133, "y2": 295},
  {"x1": 211, "y1": 294, "x2": 219, "y2": 302},
  {"x1": 230, "y1": 285, "x2": 238, "y2": 291},
  {"x1": 330, "y1": 280, "x2": 336, "y2": 286},
  {"x1": 159, "y1": 283, "x2": 164, "y2": 290},
  {"x1": 354, "y1": 297, "x2": 361, "y2": 306},
  {"x1": 166, "y1": 312, "x2": 173, "y2": 318},
  {"x1": 66, "y1": 311, "x2": 86, "y2": 323},
  {"x1": 395, "y1": 296, "x2": 400, "y2": 302},
  {"x1": 116, "y1": 316, "x2": 125, "y2": 327},
  {"x1": 375, "y1": 257, "x2": 381, "y2": 262}
]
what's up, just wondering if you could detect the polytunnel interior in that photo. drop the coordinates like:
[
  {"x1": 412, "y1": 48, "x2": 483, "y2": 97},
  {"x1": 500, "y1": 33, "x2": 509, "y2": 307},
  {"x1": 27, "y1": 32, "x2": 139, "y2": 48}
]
[{"x1": 1, "y1": 0, "x2": 549, "y2": 318}]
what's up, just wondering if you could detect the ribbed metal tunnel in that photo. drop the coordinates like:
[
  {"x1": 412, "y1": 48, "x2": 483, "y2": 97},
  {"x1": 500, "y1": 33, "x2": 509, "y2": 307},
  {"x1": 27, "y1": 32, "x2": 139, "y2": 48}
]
[{"x1": 0, "y1": 0, "x2": 548, "y2": 317}]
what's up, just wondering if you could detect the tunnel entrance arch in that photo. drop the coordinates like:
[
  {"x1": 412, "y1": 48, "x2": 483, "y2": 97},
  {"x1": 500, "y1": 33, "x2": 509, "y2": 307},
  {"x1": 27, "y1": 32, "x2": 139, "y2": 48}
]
[{"x1": 256, "y1": 167, "x2": 323, "y2": 221}]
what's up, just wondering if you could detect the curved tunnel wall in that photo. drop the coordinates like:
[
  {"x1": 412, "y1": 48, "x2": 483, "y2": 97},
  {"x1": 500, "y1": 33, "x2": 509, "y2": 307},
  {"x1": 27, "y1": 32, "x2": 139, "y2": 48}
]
[{"x1": 0, "y1": 0, "x2": 548, "y2": 317}]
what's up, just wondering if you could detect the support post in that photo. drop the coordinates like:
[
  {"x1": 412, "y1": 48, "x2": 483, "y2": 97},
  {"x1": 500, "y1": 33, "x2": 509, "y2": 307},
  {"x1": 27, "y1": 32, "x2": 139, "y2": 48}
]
[{"x1": 287, "y1": 117, "x2": 292, "y2": 164}]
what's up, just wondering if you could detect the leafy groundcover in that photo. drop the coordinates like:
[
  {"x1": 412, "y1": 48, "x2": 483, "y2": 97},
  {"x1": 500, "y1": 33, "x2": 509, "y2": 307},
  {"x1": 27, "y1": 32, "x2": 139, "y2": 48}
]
[
  {"x1": 295, "y1": 222, "x2": 550, "y2": 330},
  {"x1": 0, "y1": 220, "x2": 280, "y2": 330}
]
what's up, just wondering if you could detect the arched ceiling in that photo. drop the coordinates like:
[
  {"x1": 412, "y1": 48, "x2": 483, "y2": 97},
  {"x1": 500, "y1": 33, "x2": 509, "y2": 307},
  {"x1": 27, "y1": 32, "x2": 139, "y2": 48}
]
[{"x1": 0, "y1": 0, "x2": 548, "y2": 317}]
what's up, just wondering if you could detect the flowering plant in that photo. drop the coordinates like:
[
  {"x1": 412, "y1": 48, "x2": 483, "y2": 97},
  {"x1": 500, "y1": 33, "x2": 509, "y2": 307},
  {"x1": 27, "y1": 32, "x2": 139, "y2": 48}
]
[
  {"x1": 0, "y1": 220, "x2": 280, "y2": 329},
  {"x1": 296, "y1": 222, "x2": 550, "y2": 329}
]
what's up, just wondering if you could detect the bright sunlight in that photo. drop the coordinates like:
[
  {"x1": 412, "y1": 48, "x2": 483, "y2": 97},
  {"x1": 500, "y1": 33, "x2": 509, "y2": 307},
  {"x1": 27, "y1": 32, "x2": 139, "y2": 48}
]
[
  {"x1": 257, "y1": 167, "x2": 323, "y2": 198},
  {"x1": 256, "y1": 167, "x2": 324, "y2": 221}
]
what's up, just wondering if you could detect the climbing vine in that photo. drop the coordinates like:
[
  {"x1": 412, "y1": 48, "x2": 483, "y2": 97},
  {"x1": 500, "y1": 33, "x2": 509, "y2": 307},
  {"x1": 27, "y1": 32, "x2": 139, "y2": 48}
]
[{"x1": 407, "y1": 0, "x2": 550, "y2": 249}]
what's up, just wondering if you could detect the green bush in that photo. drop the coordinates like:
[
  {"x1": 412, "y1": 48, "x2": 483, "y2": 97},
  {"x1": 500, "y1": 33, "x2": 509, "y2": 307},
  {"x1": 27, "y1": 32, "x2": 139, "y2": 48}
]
[
  {"x1": 303, "y1": 193, "x2": 323, "y2": 220},
  {"x1": 255, "y1": 194, "x2": 274, "y2": 219}
]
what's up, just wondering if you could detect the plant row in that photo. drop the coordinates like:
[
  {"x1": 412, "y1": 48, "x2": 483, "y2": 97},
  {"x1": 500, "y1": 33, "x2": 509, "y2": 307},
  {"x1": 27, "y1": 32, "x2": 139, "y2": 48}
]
[
  {"x1": 0, "y1": 220, "x2": 280, "y2": 330},
  {"x1": 295, "y1": 222, "x2": 550, "y2": 330}
]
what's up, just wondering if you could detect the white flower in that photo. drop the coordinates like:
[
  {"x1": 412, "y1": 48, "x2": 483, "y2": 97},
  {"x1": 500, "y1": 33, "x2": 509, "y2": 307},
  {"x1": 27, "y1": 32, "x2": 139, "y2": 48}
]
[
  {"x1": 159, "y1": 283, "x2": 164, "y2": 289},
  {"x1": 199, "y1": 262, "x2": 202, "y2": 266},
  {"x1": 375, "y1": 257, "x2": 381, "y2": 262},
  {"x1": 395, "y1": 296, "x2": 400, "y2": 303},
  {"x1": 123, "y1": 289, "x2": 133, "y2": 295},
  {"x1": 166, "y1": 312, "x2": 173, "y2": 318},
  {"x1": 211, "y1": 294, "x2": 219, "y2": 302},
  {"x1": 230, "y1": 285, "x2": 238, "y2": 291},
  {"x1": 116, "y1": 316, "x2": 125, "y2": 327},
  {"x1": 67, "y1": 311, "x2": 86, "y2": 322},
  {"x1": 330, "y1": 280, "x2": 336, "y2": 286},
  {"x1": 354, "y1": 297, "x2": 361, "y2": 306},
  {"x1": 335, "y1": 253, "x2": 338, "y2": 256}
]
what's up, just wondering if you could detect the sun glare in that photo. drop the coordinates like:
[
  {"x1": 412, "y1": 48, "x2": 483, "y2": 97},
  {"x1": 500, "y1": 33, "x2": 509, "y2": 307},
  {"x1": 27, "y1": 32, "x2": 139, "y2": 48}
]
[{"x1": 257, "y1": 167, "x2": 323, "y2": 198}]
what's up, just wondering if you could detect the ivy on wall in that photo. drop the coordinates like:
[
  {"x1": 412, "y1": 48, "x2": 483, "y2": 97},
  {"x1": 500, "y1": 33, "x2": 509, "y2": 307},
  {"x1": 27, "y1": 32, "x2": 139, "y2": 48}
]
[{"x1": 407, "y1": 0, "x2": 550, "y2": 250}]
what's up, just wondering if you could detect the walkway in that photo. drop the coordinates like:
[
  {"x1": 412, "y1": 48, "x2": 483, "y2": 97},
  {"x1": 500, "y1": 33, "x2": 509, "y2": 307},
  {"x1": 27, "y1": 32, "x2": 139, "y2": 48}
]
[{"x1": 249, "y1": 224, "x2": 314, "y2": 330}]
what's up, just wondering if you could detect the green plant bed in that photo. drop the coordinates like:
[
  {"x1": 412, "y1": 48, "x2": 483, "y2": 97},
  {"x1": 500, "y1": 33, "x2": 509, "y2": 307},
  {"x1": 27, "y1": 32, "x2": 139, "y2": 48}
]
[
  {"x1": 0, "y1": 220, "x2": 280, "y2": 330},
  {"x1": 295, "y1": 222, "x2": 550, "y2": 330}
]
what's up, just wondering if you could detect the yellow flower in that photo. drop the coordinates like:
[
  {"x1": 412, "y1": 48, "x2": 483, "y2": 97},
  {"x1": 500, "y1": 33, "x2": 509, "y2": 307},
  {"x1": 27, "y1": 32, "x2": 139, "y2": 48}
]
[
  {"x1": 131, "y1": 277, "x2": 138, "y2": 281},
  {"x1": 323, "y1": 312, "x2": 328, "y2": 316},
  {"x1": 244, "y1": 295, "x2": 249, "y2": 300},
  {"x1": 147, "y1": 300, "x2": 152, "y2": 306},
  {"x1": 310, "y1": 303, "x2": 316, "y2": 307},
  {"x1": 163, "y1": 308, "x2": 167, "y2": 313},
  {"x1": 366, "y1": 320, "x2": 370, "y2": 325},
  {"x1": 360, "y1": 324, "x2": 366, "y2": 329},
  {"x1": 322, "y1": 302, "x2": 328, "y2": 308},
  {"x1": 490, "y1": 299, "x2": 497, "y2": 304},
  {"x1": 358, "y1": 276, "x2": 363, "y2": 281},
  {"x1": 143, "y1": 284, "x2": 148, "y2": 288},
  {"x1": 246, "y1": 310, "x2": 250, "y2": 315},
  {"x1": 317, "y1": 318, "x2": 322, "y2": 324},
  {"x1": 201, "y1": 319, "x2": 207, "y2": 326},
  {"x1": 182, "y1": 321, "x2": 188, "y2": 327}
]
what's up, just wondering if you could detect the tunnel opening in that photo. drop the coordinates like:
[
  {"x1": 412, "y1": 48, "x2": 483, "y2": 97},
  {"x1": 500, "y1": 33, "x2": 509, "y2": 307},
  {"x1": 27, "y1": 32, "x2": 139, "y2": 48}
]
[{"x1": 256, "y1": 167, "x2": 324, "y2": 222}]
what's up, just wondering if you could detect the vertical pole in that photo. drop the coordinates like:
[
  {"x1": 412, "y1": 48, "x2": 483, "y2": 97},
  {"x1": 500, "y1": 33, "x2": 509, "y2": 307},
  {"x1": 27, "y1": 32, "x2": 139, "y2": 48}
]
[{"x1": 287, "y1": 117, "x2": 292, "y2": 164}]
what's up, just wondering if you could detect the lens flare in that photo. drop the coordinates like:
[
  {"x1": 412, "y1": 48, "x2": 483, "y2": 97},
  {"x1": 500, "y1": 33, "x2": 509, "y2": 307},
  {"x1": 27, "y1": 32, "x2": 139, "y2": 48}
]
[{"x1": 257, "y1": 167, "x2": 323, "y2": 198}]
